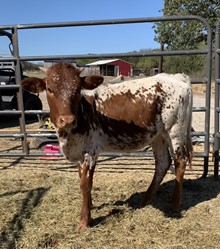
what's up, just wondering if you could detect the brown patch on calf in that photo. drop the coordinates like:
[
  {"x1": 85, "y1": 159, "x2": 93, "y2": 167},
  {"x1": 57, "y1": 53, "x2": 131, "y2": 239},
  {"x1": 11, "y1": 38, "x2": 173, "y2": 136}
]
[
  {"x1": 96, "y1": 89, "x2": 164, "y2": 129},
  {"x1": 155, "y1": 82, "x2": 163, "y2": 93}
]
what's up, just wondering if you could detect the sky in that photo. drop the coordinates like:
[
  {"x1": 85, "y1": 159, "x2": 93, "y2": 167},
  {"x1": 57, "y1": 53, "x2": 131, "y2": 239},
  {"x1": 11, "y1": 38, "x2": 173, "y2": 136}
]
[{"x1": 0, "y1": 0, "x2": 164, "y2": 57}]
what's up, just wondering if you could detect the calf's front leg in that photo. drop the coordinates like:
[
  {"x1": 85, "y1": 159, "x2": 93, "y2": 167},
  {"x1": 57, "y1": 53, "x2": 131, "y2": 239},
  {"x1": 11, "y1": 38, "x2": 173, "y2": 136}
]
[{"x1": 77, "y1": 153, "x2": 96, "y2": 230}]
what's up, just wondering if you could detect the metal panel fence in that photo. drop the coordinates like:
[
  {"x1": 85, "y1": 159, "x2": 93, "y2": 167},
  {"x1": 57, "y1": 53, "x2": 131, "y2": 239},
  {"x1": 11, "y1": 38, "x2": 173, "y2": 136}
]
[
  {"x1": 214, "y1": 21, "x2": 220, "y2": 180},
  {"x1": 0, "y1": 16, "x2": 213, "y2": 177}
]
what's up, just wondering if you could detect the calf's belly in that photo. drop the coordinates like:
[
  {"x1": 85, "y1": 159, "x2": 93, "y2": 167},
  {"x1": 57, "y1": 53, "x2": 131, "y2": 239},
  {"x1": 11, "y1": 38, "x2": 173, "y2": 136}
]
[
  {"x1": 103, "y1": 134, "x2": 153, "y2": 153},
  {"x1": 58, "y1": 132, "x2": 154, "y2": 162}
]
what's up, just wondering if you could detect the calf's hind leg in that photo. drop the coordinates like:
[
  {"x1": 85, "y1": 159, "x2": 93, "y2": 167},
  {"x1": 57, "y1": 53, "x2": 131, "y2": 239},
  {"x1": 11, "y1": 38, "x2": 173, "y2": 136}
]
[
  {"x1": 171, "y1": 148, "x2": 186, "y2": 211},
  {"x1": 141, "y1": 136, "x2": 172, "y2": 207}
]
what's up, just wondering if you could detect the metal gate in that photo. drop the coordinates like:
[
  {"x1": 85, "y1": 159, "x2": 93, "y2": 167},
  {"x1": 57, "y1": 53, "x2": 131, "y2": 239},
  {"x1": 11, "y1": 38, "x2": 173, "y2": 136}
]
[
  {"x1": 214, "y1": 21, "x2": 220, "y2": 180},
  {"x1": 0, "y1": 16, "x2": 213, "y2": 177}
]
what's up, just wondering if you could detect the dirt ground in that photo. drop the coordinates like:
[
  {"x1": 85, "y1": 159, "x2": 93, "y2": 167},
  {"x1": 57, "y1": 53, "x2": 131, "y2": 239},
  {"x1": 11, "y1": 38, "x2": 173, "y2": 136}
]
[{"x1": 0, "y1": 76, "x2": 219, "y2": 249}]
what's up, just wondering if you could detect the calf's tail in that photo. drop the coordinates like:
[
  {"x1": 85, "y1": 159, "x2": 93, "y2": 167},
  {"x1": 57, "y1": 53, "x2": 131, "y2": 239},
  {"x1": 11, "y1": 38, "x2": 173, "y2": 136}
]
[{"x1": 185, "y1": 87, "x2": 193, "y2": 169}]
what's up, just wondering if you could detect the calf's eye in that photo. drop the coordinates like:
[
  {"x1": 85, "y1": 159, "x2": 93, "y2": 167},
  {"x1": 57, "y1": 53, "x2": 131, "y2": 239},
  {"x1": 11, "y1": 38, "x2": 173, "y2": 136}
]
[{"x1": 47, "y1": 87, "x2": 53, "y2": 93}]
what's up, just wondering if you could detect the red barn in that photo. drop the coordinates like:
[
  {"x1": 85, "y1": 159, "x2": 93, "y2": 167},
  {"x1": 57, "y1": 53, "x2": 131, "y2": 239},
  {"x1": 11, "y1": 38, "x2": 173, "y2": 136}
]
[{"x1": 86, "y1": 59, "x2": 132, "y2": 77}]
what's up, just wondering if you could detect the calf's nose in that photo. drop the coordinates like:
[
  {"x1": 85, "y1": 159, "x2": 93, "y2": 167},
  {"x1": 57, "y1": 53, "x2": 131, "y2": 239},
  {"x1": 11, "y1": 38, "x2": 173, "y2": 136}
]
[{"x1": 58, "y1": 115, "x2": 76, "y2": 128}]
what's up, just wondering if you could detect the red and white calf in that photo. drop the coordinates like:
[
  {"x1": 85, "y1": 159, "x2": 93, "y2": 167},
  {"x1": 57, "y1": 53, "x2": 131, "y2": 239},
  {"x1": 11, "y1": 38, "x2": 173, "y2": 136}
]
[{"x1": 21, "y1": 62, "x2": 193, "y2": 229}]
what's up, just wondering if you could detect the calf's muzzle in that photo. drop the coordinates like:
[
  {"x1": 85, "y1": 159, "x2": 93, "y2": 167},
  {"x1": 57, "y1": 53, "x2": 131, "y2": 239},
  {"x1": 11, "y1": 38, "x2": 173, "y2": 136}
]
[{"x1": 57, "y1": 114, "x2": 76, "y2": 129}]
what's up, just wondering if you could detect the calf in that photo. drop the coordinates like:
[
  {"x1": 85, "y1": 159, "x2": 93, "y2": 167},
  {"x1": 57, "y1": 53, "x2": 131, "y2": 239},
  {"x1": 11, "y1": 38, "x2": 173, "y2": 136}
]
[{"x1": 21, "y1": 62, "x2": 193, "y2": 229}]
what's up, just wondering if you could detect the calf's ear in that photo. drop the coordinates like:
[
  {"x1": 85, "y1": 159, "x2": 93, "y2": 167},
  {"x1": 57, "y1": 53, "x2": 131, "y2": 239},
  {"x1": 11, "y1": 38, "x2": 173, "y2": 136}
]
[
  {"x1": 21, "y1": 77, "x2": 46, "y2": 93},
  {"x1": 81, "y1": 75, "x2": 104, "y2": 90}
]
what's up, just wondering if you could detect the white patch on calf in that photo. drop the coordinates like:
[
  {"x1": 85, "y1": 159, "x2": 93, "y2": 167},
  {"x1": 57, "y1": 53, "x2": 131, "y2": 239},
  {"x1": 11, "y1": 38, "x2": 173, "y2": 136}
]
[{"x1": 59, "y1": 132, "x2": 85, "y2": 162}]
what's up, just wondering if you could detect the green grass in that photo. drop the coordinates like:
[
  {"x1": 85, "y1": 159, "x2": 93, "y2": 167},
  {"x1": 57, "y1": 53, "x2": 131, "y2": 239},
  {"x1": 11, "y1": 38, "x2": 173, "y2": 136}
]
[{"x1": 24, "y1": 70, "x2": 46, "y2": 79}]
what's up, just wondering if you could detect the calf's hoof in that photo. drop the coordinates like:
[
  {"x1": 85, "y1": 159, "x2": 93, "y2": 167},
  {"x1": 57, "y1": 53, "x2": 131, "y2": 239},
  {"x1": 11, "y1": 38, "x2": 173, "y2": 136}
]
[
  {"x1": 140, "y1": 198, "x2": 152, "y2": 208},
  {"x1": 79, "y1": 220, "x2": 90, "y2": 231}
]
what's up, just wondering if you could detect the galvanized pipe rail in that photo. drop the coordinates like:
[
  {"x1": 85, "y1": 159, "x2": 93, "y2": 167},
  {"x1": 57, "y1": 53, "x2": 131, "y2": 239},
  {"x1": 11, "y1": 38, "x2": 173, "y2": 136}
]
[
  {"x1": 0, "y1": 16, "x2": 213, "y2": 177},
  {"x1": 214, "y1": 22, "x2": 220, "y2": 180}
]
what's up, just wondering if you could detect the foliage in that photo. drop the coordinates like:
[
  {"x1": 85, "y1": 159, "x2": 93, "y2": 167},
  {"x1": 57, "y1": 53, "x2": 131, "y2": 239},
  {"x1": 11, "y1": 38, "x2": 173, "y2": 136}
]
[
  {"x1": 123, "y1": 49, "x2": 160, "y2": 75},
  {"x1": 21, "y1": 61, "x2": 40, "y2": 71},
  {"x1": 154, "y1": 0, "x2": 219, "y2": 49},
  {"x1": 123, "y1": 47, "x2": 206, "y2": 76},
  {"x1": 76, "y1": 58, "x2": 96, "y2": 65},
  {"x1": 163, "y1": 54, "x2": 206, "y2": 76}
]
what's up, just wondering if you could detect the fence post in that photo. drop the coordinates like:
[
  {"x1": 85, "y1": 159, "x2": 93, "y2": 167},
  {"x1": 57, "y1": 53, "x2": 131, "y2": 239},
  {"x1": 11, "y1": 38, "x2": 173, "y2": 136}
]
[
  {"x1": 12, "y1": 27, "x2": 29, "y2": 155},
  {"x1": 214, "y1": 21, "x2": 220, "y2": 180}
]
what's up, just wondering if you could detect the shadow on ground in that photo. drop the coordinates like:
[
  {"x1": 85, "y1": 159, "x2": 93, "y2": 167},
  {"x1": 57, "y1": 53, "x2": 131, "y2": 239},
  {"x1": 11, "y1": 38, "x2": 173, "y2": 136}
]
[
  {"x1": 0, "y1": 187, "x2": 50, "y2": 249},
  {"x1": 91, "y1": 176, "x2": 220, "y2": 226}
]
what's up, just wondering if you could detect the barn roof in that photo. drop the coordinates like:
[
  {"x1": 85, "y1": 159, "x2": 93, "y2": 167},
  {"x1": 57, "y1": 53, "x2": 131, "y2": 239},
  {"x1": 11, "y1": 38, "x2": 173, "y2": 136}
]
[
  {"x1": 86, "y1": 59, "x2": 118, "y2": 66},
  {"x1": 86, "y1": 59, "x2": 131, "y2": 66}
]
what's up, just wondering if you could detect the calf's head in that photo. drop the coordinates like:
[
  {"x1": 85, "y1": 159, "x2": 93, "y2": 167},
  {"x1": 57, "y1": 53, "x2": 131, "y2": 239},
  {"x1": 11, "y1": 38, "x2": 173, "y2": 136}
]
[{"x1": 21, "y1": 62, "x2": 104, "y2": 129}]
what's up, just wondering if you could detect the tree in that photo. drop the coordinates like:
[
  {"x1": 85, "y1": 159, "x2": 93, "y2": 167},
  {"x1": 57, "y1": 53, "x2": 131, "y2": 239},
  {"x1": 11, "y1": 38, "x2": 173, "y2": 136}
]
[
  {"x1": 154, "y1": 0, "x2": 219, "y2": 49},
  {"x1": 21, "y1": 61, "x2": 40, "y2": 71},
  {"x1": 163, "y1": 54, "x2": 206, "y2": 76}
]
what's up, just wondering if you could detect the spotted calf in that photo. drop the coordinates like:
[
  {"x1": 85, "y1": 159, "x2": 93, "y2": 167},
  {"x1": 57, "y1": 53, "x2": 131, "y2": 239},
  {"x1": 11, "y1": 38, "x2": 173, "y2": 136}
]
[{"x1": 21, "y1": 62, "x2": 193, "y2": 229}]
